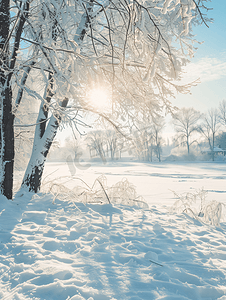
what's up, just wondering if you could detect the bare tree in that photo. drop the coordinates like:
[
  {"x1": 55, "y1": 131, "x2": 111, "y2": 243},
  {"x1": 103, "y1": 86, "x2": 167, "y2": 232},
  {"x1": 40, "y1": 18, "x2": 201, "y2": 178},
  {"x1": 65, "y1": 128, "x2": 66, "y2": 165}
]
[
  {"x1": 153, "y1": 119, "x2": 165, "y2": 162},
  {"x1": 131, "y1": 126, "x2": 154, "y2": 162},
  {"x1": 0, "y1": 0, "x2": 211, "y2": 199},
  {"x1": 172, "y1": 107, "x2": 202, "y2": 155},
  {"x1": 86, "y1": 131, "x2": 107, "y2": 163},
  {"x1": 105, "y1": 130, "x2": 125, "y2": 161},
  {"x1": 131, "y1": 119, "x2": 164, "y2": 162},
  {"x1": 218, "y1": 100, "x2": 226, "y2": 126},
  {"x1": 199, "y1": 109, "x2": 221, "y2": 161},
  {"x1": 216, "y1": 132, "x2": 226, "y2": 151}
]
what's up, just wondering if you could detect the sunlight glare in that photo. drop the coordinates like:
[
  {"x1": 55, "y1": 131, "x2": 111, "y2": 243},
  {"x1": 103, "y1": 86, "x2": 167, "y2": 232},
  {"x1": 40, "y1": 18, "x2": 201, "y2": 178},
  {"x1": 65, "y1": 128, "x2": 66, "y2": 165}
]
[{"x1": 88, "y1": 88, "x2": 110, "y2": 111}]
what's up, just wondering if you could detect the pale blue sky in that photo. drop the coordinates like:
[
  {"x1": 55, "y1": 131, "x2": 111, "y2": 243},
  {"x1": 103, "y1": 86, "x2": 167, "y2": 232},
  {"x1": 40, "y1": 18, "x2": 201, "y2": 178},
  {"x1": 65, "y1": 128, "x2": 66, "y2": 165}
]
[{"x1": 172, "y1": 0, "x2": 226, "y2": 111}]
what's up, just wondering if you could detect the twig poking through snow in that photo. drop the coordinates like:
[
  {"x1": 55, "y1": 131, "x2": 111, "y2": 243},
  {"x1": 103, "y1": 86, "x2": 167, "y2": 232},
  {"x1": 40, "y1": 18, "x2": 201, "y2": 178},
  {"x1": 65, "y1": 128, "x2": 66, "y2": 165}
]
[
  {"x1": 96, "y1": 178, "x2": 111, "y2": 204},
  {"x1": 149, "y1": 260, "x2": 163, "y2": 267}
]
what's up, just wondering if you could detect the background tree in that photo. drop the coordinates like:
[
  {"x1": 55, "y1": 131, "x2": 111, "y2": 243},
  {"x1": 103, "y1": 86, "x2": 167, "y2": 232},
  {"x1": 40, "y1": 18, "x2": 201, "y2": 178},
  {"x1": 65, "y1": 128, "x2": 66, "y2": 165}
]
[
  {"x1": 153, "y1": 119, "x2": 165, "y2": 162},
  {"x1": 172, "y1": 107, "x2": 202, "y2": 155},
  {"x1": 0, "y1": 0, "x2": 211, "y2": 199},
  {"x1": 131, "y1": 126, "x2": 154, "y2": 162},
  {"x1": 215, "y1": 132, "x2": 226, "y2": 151},
  {"x1": 86, "y1": 131, "x2": 107, "y2": 163},
  {"x1": 199, "y1": 109, "x2": 221, "y2": 161},
  {"x1": 105, "y1": 130, "x2": 125, "y2": 161},
  {"x1": 218, "y1": 99, "x2": 226, "y2": 126}
]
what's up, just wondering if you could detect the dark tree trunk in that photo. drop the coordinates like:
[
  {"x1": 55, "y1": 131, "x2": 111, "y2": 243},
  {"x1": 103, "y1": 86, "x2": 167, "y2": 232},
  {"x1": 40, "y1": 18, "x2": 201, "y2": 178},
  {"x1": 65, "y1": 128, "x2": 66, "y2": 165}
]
[
  {"x1": 0, "y1": 0, "x2": 29, "y2": 199},
  {"x1": 0, "y1": 0, "x2": 15, "y2": 199},
  {"x1": 0, "y1": 87, "x2": 15, "y2": 199},
  {"x1": 212, "y1": 133, "x2": 215, "y2": 161},
  {"x1": 187, "y1": 138, "x2": 190, "y2": 155}
]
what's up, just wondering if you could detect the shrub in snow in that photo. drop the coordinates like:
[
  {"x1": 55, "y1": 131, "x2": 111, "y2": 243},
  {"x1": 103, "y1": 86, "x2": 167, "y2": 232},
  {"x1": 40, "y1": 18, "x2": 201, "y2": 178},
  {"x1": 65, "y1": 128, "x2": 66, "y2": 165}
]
[
  {"x1": 42, "y1": 175, "x2": 148, "y2": 209},
  {"x1": 203, "y1": 201, "x2": 224, "y2": 226},
  {"x1": 170, "y1": 188, "x2": 225, "y2": 226}
]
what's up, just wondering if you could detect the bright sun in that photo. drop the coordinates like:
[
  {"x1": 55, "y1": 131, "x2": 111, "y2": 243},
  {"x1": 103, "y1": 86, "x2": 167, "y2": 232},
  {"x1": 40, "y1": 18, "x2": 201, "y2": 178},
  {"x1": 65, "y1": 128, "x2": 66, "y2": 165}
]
[{"x1": 88, "y1": 88, "x2": 110, "y2": 111}]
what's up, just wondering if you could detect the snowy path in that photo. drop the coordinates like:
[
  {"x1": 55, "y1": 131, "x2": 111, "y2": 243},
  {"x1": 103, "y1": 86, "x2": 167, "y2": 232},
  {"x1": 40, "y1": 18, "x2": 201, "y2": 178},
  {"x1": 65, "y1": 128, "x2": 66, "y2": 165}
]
[{"x1": 0, "y1": 189, "x2": 226, "y2": 300}]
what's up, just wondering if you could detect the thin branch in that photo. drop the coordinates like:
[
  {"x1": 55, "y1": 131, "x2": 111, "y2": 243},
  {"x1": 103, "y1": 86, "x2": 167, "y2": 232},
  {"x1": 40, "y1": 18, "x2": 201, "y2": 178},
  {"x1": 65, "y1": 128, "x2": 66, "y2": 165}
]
[
  {"x1": 18, "y1": 36, "x2": 87, "y2": 59},
  {"x1": 14, "y1": 117, "x2": 51, "y2": 127}
]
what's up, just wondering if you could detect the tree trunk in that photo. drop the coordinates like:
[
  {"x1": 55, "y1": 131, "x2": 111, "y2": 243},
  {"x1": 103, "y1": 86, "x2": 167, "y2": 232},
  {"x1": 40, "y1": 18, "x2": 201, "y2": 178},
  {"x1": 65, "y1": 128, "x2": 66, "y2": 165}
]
[
  {"x1": 187, "y1": 138, "x2": 190, "y2": 155},
  {"x1": 0, "y1": 87, "x2": 14, "y2": 199},
  {"x1": 157, "y1": 145, "x2": 161, "y2": 162},
  {"x1": 150, "y1": 145, "x2": 153, "y2": 162},
  {"x1": 0, "y1": 0, "x2": 15, "y2": 199},
  {"x1": 20, "y1": 98, "x2": 68, "y2": 193},
  {"x1": 212, "y1": 133, "x2": 215, "y2": 161},
  {"x1": 0, "y1": 0, "x2": 29, "y2": 199}
]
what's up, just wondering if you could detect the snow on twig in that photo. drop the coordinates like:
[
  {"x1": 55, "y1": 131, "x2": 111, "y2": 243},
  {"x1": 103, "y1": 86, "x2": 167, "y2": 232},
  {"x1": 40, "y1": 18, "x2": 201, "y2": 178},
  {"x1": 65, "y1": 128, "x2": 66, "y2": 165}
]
[{"x1": 170, "y1": 188, "x2": 225, "y2": 226}]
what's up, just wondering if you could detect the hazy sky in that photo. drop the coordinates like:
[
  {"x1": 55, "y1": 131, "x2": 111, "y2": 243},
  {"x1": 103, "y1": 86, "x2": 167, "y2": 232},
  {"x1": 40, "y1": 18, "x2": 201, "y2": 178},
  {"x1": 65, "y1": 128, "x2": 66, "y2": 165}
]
[{"x1": 172, "y1": 0, "x2": 226, "y2": 111}]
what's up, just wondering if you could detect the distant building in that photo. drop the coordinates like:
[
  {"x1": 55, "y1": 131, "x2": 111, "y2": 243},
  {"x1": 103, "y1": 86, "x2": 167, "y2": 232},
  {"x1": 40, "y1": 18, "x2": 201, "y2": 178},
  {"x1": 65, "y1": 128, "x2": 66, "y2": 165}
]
[{"x1": 201, "y1": 147, "x2": 226, "y2": 156}]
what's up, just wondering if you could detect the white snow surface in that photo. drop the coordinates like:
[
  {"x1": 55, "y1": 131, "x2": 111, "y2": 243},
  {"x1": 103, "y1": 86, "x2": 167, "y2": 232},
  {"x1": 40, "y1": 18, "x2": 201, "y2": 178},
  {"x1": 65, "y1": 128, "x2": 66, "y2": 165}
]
[{"x1": 1, "y1": 161, "x2": 226, "y2": 299}]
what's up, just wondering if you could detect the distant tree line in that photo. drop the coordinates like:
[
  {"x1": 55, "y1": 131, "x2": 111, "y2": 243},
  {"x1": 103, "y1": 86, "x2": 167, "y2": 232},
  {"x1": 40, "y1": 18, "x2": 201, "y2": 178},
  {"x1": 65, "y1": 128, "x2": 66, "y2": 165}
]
[
  {"x1": 47, "y1": 99, "x2": 226, "y2": 164},
  {"x1": 82, "y1": 100, "x2": 226, "y2": 163},
  {"x1": 171, "y1": 100, "x2": 226, "y2": 161},
  {"x1": 83, "y1": 116, "x2": 165, "y2": 162}
]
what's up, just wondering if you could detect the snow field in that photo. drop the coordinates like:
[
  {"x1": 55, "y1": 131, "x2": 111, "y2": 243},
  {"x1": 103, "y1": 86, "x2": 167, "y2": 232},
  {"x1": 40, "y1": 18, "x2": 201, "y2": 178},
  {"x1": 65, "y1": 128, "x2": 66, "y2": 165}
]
[
  {"x1": 0, "y1": 162, "x2": 226, "y2": 299},
  {"x1": 41, "y1": 161, "x2": 226, "y2": 207}
]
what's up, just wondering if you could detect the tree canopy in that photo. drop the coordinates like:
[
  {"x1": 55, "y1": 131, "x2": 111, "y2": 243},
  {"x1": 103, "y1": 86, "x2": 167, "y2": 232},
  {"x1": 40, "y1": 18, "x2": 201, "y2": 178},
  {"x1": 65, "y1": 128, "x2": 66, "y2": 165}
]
[{"x1": 0, "y1": 0, "x2": 211, "y2": 199}]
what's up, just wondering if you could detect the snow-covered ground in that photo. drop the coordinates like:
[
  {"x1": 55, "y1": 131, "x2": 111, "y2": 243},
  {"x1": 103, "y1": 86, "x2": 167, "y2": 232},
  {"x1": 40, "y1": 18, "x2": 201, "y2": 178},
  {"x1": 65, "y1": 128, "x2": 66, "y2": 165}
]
[{"x1": 1, "y1": 161, "x2": 226, "y2": 299}]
